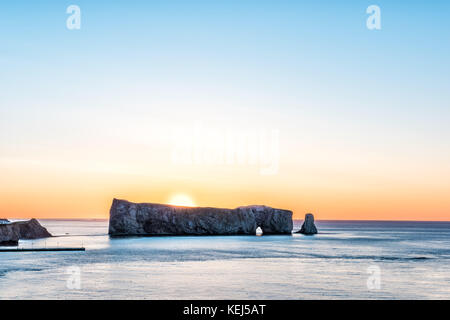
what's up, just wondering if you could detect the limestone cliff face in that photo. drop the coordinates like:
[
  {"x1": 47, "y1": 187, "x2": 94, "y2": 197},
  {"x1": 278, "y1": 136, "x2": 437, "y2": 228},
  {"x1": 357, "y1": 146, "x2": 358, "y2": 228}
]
[
  {"x1": 108, "y1": 199, "x2": 293, "y2": 236},
  {"x1": 0, "y1": 219, "x2": 52, "y2": 246}
]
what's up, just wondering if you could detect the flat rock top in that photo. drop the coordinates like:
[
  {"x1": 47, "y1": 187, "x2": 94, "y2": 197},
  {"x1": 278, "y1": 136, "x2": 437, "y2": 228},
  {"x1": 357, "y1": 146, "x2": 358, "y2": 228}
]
[{"x1": 113, "y1": 199, "x2": 290, "y2": 212}]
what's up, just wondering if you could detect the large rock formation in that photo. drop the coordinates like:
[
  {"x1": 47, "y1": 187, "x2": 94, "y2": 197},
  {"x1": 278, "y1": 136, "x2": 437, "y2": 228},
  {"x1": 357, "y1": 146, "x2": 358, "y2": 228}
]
[
  {"x1": 0, "y1": 219, "x2": 52, "y2": 246},
  {"x1": 296, "y1": 213, "x2": 318, "y2": 235},
  {"x1": 109, "y1": 199, "x2": 293, "y2": 236}
]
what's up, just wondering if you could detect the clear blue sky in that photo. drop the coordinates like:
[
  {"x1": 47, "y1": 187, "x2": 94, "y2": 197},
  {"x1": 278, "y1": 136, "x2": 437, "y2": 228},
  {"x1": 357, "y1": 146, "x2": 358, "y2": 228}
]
[
  {"x1": 0, "y1": 1, "x2": 449, "y2": 219},
  {"x1": 1, "y1": 1, "x2": 449, "y2": 129}
]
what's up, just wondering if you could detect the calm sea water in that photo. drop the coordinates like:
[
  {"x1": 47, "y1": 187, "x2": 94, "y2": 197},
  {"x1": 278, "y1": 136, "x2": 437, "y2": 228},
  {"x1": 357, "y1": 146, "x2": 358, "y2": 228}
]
[{"x1": 1, "y1": 220, "x2": 449, "y2": 299}]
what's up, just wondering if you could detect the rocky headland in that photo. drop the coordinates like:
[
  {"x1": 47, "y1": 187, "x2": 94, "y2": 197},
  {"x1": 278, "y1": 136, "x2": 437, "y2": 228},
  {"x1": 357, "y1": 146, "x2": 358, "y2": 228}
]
[{"x1": 0, "y1": 219, "x2": 52, "y2": 246}]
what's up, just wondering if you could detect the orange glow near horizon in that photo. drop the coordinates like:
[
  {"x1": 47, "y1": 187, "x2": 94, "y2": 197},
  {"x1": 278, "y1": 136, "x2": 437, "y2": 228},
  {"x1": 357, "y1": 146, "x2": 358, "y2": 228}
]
[
  {"x1": 1, "y1": 162, "x2": 450, "y2": 221},
  {"x1": 1, "y1": 145, "x2": 450, "y2": 221}
]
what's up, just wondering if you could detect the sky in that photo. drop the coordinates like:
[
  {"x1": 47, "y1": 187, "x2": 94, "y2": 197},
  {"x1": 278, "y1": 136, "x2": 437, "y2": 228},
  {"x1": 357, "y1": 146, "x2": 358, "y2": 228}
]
[{"x1": 1, "y1": 0, "x2": 449, "y2": 220}]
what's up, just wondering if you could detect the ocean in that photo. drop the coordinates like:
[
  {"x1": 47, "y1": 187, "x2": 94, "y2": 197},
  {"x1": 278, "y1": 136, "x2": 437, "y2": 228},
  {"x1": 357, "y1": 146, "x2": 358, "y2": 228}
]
[{"x1": 0, "y1": 220, "x2": 449, "y2": 299}]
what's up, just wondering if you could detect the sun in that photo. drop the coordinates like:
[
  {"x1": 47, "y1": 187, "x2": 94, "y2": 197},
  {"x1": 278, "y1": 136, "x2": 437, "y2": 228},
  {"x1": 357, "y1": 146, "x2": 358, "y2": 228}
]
[{"x1": 167, "y1": 194, "x2": 197, "y2": 207}]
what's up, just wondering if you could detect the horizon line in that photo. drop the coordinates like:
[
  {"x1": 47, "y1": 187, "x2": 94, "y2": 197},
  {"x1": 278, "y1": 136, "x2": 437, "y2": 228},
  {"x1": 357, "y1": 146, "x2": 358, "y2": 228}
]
[{"x1": 4, "y1": 217, "x2": 450, "y2": 223}]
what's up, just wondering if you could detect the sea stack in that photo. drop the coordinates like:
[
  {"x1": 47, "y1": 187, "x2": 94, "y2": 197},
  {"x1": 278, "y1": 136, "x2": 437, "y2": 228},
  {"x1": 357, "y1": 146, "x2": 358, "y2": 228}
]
[
  {"x1": 0, "y1": 219, "x2": 52, "y2": 246},
  {"x1": 297, "y1": 213, "x2": 318, "y2": 235},
  {"x1": 108, "y1": 199, "x2": 293, "y2": 236}
]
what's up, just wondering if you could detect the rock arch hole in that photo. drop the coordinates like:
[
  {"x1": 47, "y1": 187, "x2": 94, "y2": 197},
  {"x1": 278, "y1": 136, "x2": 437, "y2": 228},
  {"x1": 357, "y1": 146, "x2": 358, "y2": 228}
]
[{"x1": 256, "y1": 226, "x2": 263, "y2": 236}]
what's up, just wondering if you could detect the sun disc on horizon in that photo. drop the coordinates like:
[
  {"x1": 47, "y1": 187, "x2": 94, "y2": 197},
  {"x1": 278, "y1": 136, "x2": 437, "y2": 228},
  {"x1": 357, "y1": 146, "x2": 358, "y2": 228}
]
[{"x1": 167, "y1": 194, "x2": 197, "y2": 207}]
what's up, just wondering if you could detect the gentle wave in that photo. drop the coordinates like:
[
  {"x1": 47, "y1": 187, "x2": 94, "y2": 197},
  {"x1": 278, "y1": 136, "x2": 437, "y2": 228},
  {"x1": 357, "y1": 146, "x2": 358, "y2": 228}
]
[{"x1": 0, "y1": 267, "x2": 43, "y2": 277}]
